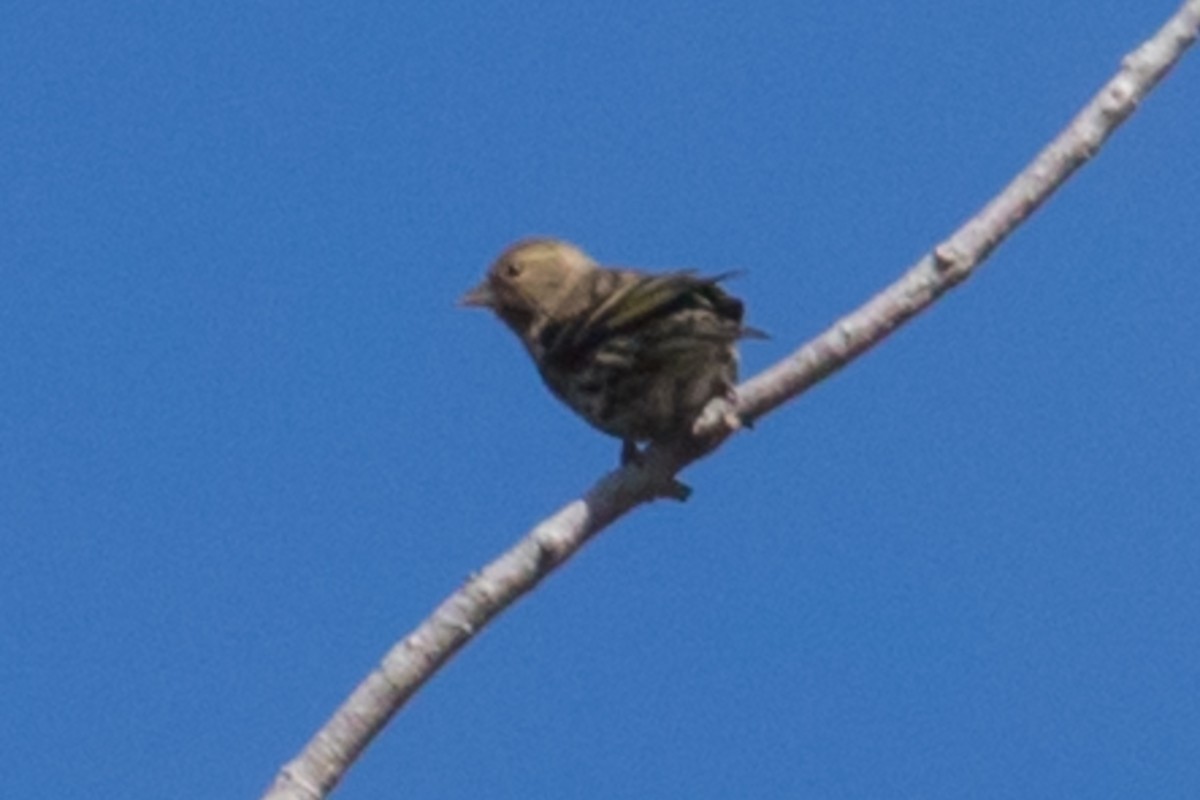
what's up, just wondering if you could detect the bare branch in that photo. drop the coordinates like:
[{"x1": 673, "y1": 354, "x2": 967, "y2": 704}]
[{"x1": 262, "y1": 3, "x2": 1200, "y2": 798}]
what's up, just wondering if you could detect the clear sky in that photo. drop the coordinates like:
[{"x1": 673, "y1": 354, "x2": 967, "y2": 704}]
[{"x1": 3, "y1": 3, "x2": 1198, "y2": 798}]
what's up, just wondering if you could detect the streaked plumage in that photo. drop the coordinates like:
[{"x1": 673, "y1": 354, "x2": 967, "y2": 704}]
[{"x1": 460, "y1": 238, "x2": 759, "y2": 463}]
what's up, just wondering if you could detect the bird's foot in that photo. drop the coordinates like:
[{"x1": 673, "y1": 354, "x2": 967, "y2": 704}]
[{"x1": 620, "y1": 440, "x2": 691, "y2": 501}]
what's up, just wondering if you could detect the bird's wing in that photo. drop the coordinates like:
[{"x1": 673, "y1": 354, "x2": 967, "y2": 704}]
[{"x1": 542, "y1": 271, "x2": 746, "y2": 366}]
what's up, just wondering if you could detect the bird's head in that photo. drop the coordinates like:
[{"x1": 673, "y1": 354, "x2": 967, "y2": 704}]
[{"x1": 460, "y1": 238, "x2": 596, "y2": 335}]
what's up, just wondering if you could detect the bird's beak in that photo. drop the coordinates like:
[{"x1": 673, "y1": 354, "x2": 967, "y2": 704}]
[{"x1": 458, "y1": 280, "x2": 495, "y2": 309}]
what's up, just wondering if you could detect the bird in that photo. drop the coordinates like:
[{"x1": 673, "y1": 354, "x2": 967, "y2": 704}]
[{"x1": 460, "y1": 238, "x2": 761, "y2": 469}]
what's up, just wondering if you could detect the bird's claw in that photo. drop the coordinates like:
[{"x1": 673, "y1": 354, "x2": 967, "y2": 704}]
[{"x1": 619, "y1": 440, "x2": 691, "y2": 501}]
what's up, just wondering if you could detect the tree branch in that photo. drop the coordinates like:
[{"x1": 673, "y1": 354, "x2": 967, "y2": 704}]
[{"x1": 262, "y1": 3, "x2": 1200, "y2": 797}]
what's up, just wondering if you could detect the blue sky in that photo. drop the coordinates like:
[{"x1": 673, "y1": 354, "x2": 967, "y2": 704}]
[{"x1": 3, "y1": 3, "x2": 1199, "y2": 798}]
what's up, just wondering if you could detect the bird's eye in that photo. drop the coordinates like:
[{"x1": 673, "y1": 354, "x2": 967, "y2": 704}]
[{"x1": 503, "y1": 261, "x2": 522, "y2": 278}]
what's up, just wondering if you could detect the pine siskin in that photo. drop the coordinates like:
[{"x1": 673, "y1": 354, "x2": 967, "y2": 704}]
[{"x1": 460, "y1": 238, "x2": 761, "y2": 465}]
